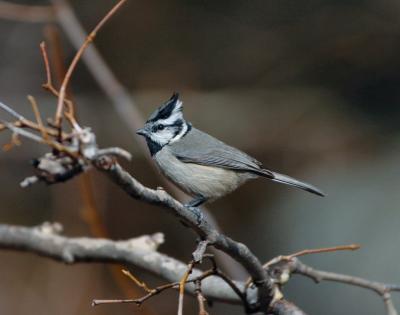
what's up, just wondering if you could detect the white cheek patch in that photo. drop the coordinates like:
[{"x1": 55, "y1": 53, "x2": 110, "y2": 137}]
[{"x1": 149, "y1": 129, "x2": 175, "y2": 146}]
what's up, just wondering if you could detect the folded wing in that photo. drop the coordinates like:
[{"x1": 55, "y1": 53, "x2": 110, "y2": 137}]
[{"x1": 169, "y1": 127, "x2": 325, "y2": 197}]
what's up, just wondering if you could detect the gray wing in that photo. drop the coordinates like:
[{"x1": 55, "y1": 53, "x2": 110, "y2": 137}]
[
  {"x1": 169, "y1": 128, "x2": 273, "y2": 177},
  {"x1": 169, "y1": 128, "x2": 325, "y2": 197}
]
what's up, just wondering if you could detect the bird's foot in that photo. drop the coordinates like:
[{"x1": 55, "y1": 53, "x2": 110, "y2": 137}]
[{"x1": 184, "y1": 204, "x2": 204, "y2": 226}]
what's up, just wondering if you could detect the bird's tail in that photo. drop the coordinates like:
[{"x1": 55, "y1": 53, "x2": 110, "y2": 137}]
[{"x1": 262, "y1": 170, "x2": 325, "y2": 197}]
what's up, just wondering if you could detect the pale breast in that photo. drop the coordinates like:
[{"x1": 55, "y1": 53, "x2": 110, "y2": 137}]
[{"x1": 154, "y1": 147, "x2": 255, "y2": 200}]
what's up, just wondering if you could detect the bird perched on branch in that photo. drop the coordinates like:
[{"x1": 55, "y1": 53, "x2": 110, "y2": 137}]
[{"x1": 137, "y1": 93, "x2": 325, "y2": 208}]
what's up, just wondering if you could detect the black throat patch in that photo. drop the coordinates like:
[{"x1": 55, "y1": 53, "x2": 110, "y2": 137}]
[
  {"x1": 145, "y1": 122, "x2": 192, "y2": 156},
  {"x1": 146, "y1": 137, "x2": 163, "y2": 156}
]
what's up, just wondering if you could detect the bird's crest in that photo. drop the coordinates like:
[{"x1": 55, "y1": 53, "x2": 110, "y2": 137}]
[{"x1": 147, "y1": 92, "x2": 183, "y2": 124}]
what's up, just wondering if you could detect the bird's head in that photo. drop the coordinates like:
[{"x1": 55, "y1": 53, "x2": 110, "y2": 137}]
[{"x1": 137, "y1": 92, "x2": 190, "y2": 155}]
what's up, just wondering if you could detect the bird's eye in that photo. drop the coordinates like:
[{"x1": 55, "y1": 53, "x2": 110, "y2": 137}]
[{"x1": 157, "y1": 124, "x2": 165, "y2": 131}]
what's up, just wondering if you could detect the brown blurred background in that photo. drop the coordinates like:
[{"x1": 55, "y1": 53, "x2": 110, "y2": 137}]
[{"x1": 0, "y1": 0, "x2": 400, "y2": 314}]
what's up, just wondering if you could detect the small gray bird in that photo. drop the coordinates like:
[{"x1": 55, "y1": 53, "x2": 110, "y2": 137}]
[{"x1": 137, "y1": 93, "x2": 324, "y2": 208}]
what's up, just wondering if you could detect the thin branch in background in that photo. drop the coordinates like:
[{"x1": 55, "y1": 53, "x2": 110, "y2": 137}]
[
  {"x1": 263, "y1": 257, "x2": 400, "y2": 315},
  {"x1": 288, "y1": 244, "x2": 361, "y2": 259},
  {"x1": 93, "y1": 281, "x2": 181, "y2": 307},
  {"x1": 1, "y1": 119, "x2": 56, "y2": 148},
  {"x1": 51, "y1": 0, "x2": 145, "y2": 137},
  {"x1": 290, "y1": 258, "x2": 400, "y2": 295},
  {"x1": 0, "y1": 100, "x2": 65, "y2": 138},
  {"x1": 178, "y1": 260, "x2": 196, "y2": 315},
  {"x1": 0, "y1": 101, "x2": 25, "y2": 120},
  {"x1": 40, "y1": 40, "x2": 75, "y2": 120},
  {"x1": 178, "y1": 240, "x2": 210, "y2": 315},
  {"x1": 122, "y1": 269, "x2": 153, "y2": 293},
  {"x1": 41, "y1": 29, "x2": 79, "y2": 131},
  {"x1": 93, "y1": 268, "x2": 222, "y2": 308},
  {"x1": 93, "y1": 242, "x2": 247, "y2": 311},
  {"x1": 27, "y1": 95, "x2": 49, "y2": 141},
  {"x1": 40, "y1": 42, "x2": 53, "y2": 88},
  {"x1": 54, "y1": 0, "x2": 127, "y2": 129},
  {"x1": 261, "y1": 244, "x2": 362, "y2": 270},
  {"x1": 195, "y1": 280, "x2": 210, "y2": 315}
]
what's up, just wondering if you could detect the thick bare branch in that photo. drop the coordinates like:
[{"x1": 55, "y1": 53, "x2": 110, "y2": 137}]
[{"x1": 0, "y1": 222, "x2": 244, "y2": 305}]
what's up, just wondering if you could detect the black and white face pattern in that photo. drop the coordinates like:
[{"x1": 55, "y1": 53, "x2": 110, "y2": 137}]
[{"x1": 137, "y1": 93, "x2": 191, "y2": 155}]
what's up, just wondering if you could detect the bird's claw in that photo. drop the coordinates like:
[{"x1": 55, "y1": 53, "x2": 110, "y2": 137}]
[{"x1": 185, "y1": 205, "x2": 204, "y2": 226}]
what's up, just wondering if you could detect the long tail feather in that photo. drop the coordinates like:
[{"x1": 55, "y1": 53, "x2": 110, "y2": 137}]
[{"x1": 267, "y1": 170, "x2": 325, "y2": 197}]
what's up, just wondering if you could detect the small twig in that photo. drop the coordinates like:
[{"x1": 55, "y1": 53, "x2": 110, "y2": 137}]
[
  {"x1": 40, "y1": 42, "x2": 53, "y2": 87},
  {"x1": 0, "y1": 100, "x2": 65, "y2": 138},
  {"x1": 287, "y1": 244, "x2": 361, "y2": 259},
  {"x1": 122, "y1": 269, "x2": 152, "y2": 293},
  {"x1": 261, "y1": 244, "x2": 361, "y2": 270},
  {"x1": 213, "y1": 269, "x2": 248, "y2": 307},
  {"x1": 94, "y1": 245, "x2": 246, "y2": 312},
  {"x1": 27, "y1": 95, "x2": 49, "y2": 141},
  {"x1": 93, "y1": 281, "x2": 180, "y2": 307},
  {"x1": 1, "y1": 120, "x2": 78, "y2": 158},
  {"x1": 0, "y1": 101, "x2": 25, "y2": 120},
  {"x1": 177, "y1": 240, "x2": 210, "y2": 315},
  {"x1": 93, "y1": 269, "x2": 217, "y2": 307},
  {"x1": 1, "y1": 120, "x2": 47, "y2": 143},
  {"x1": 178, "y1": 261, "x2": 196, "y2": 315},
  {"x1": 40, "y1": 40, "x2": 77, "y2": 129},
  {"x1": 54, "y1": 0, "x2": 127, "y2": 128},
  {"x1": 195, "y1": 280, "x2": 209, "y2": 315}
]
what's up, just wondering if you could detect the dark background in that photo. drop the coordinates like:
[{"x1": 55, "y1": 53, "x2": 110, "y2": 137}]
[{"x1": 0, "y1": 1, "x2": 399, "y2": 314}]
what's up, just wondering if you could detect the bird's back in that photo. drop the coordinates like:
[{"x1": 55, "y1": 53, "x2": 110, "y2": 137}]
[{"x1": 168, "y1": 127, "x2": 268, "y2": 176}]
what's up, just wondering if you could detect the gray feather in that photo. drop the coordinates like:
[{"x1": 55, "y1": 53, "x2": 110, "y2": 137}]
[
  {"x1": 271, "y1": 171, "x2": 325, "y2": 197},
  {"x1": 169, "y1": 128, "x2": 325, "y2": 197},
  {"x1": 169, "y1": 128, "x2": 273, "y2": 177}
]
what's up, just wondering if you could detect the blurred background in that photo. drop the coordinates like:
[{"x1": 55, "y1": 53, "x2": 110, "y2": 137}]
[{"x1": 0, "y1": 0, "x2": 399, "y2": 314}]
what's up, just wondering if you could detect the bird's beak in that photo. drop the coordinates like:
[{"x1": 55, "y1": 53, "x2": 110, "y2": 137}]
[{"x1": 136, "y1": 128, "x2": 147, "y2": 136}]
